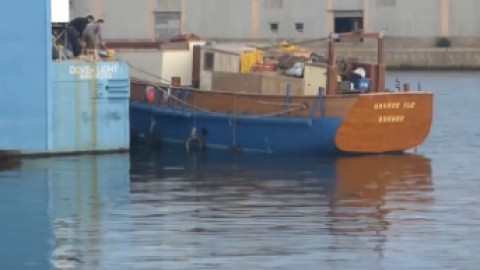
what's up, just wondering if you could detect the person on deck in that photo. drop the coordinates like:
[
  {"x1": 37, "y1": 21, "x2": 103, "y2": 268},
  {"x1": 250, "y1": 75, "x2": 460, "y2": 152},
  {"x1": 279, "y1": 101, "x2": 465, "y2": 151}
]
[
  {"x1": 83, "y1": 18, "x2": 106, "y2": 60},
  {"x1": 65, "y1": 15, "x2": 94, "y2": 57}
]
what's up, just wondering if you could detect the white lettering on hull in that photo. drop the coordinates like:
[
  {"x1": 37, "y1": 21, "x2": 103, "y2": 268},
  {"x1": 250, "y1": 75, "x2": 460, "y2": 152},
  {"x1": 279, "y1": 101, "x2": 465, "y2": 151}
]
[{"x1": 69, "y1": 64, "x2": 119, "y2": 80}]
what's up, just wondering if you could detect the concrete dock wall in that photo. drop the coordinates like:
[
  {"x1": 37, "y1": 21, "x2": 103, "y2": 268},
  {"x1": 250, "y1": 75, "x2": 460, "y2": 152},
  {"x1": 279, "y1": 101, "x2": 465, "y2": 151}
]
[
  {"x1": 336, "y1": 48, "x2": 480, "y2": 70},
  {"x1": 387, "y1": 49, "x2": 480, "y2": 70},
  {"x1": 304, "y1": 37, "x2": 480, "y2": 70}
]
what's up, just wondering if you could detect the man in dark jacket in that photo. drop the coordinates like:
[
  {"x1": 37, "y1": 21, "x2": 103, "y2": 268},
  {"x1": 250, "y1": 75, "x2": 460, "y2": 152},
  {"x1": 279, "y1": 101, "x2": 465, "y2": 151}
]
[{"x1": 66, "y1": 15, "x2": 94, "y2": 57}]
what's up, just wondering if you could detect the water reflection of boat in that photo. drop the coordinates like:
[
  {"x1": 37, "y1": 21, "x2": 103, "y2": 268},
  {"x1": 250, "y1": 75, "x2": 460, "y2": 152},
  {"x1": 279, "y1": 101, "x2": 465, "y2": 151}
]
[
  {"x1": 129, "y1": 147, "x2": 433, "y2": 265},
  {"x1": 131, "y1": 146, "x2": 432, "y2": 188},
  {"x1": 330, "y1": 154, "x2": 433, "y2": 235},
  {"x1": 325, "y1": 154, "x2": 433, "y2": 263},
  {"x1": 334, "y1": 154, "x2": 432, "y2": 201},
  {"x1": 130, "y1": 146, "x2": 433, "y2": 211}
]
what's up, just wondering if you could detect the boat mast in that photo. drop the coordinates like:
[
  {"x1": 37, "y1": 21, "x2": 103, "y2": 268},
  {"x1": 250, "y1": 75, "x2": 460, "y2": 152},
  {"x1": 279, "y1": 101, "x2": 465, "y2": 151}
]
[
  {"x1": 326, "y1": 33, "x2": 337, "y2": 96},
  {"x1": 377, "y1": 32, "x2": 385, "y2": 92}
]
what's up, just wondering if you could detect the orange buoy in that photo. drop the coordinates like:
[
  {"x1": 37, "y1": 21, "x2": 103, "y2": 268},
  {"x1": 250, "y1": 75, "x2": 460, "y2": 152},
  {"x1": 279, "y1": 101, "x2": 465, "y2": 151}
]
[{"x1": 146, "y1": 86, "x2": 156, "y2": 104}]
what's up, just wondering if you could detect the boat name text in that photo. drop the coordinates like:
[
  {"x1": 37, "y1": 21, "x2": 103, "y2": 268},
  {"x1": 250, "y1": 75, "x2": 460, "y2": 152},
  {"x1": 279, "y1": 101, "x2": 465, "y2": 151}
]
[
  {"x1": 378, "y1": 115, "x2": 405, "y2": 123},
  {"x1": 373, "y1": 102, "x2": 416, "y2": 110},
  {"x1": 69, "y1": 64, "x2": 119, "y2": 79}
]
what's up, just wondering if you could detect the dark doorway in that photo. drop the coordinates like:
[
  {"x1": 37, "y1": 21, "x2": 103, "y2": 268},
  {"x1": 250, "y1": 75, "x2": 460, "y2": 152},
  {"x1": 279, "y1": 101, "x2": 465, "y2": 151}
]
[
  {"x1": 334, "y1": 16, "x2": 363, "y2": 33},
  {"x1": 333, "y1": 10, "x2": 363, "y2": 33}
]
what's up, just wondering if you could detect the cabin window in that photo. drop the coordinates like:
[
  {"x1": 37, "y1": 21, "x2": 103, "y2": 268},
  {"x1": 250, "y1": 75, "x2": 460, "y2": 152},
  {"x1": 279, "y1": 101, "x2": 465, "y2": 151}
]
[
  {"x1": 270, "y1": 23, "x2": 279, "y2": 33},
  {"x1": 295, "y1": 22, "x2": 304, "y2": 33},
  {"x1": 154, "y1": 12, "x2": 181, "y2": 41},
  {"x1": 334, "y1": 10, "x2": 363, "y2": 34},
  {"x1": 204, "y1": 52, "x2": 214, "y2": 71}
]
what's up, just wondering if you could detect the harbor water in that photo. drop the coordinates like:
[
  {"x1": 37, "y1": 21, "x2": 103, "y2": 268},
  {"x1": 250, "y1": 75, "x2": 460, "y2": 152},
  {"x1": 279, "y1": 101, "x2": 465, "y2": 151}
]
[{"x1": 1, "y1": 71, "x2": 479, "y2": 269}]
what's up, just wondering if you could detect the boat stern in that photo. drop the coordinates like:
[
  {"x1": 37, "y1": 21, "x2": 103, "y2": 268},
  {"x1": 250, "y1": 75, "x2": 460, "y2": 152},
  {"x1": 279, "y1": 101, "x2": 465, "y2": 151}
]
[{"x1": 335, "y1": 92, "x2": 433, "y2": 153}]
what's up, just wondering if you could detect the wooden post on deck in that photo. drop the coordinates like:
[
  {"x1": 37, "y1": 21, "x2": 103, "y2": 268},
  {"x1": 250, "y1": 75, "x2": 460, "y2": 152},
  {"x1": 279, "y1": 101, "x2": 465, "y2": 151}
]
[
  {"x1": 377, "y1": 32, "x2": 386, "y2": 92},
  {"x1": 326, "y1": 33, "x2": 338, "y2": 95}
]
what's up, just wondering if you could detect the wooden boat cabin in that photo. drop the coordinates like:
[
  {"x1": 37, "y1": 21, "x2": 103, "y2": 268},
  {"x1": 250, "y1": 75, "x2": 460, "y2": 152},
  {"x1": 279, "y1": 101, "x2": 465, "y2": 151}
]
[{"x1": 194, "y1": 31, "x2": 387, "y2": 97}]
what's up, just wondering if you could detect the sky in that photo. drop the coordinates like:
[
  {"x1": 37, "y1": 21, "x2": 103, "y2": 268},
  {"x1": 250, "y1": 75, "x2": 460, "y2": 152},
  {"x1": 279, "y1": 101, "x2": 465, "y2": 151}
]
[{"x1": 51, "y1": 0, "x2": 69, "y2": 22}]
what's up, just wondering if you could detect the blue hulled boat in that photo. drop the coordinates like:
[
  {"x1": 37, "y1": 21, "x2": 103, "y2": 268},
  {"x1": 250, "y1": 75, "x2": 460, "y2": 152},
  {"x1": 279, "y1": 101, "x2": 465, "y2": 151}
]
[{"x1": 129, "y1": 32, "x2": 433, "y2": 155}]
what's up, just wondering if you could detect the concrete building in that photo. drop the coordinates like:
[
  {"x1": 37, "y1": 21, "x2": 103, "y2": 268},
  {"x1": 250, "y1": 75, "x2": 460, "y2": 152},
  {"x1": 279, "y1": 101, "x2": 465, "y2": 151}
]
[{"x1": 70, "y1": 0, "x2": 480, "y2": 41}]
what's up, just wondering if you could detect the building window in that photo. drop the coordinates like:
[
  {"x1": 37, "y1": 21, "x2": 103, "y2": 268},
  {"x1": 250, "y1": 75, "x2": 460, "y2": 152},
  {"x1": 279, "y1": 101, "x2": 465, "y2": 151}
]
[
  {"x1": 154, "y1": 12, "x2": 180, "y2": 41},
  {"x1": 334, "y1": 11, "x2": 363, "y2": 33},
  {"x1": 264, "y1": 0, "x2": 283, "y2": 9},
  {"x1": 295, "y1": 22, "x2": 304, "y2": 33},
  {"x1": 204, "y1": 52, "x2": 214, "y2": 70},
  {"x1": 270, "y1": 23, "x2": 279, "y2": 33}
]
